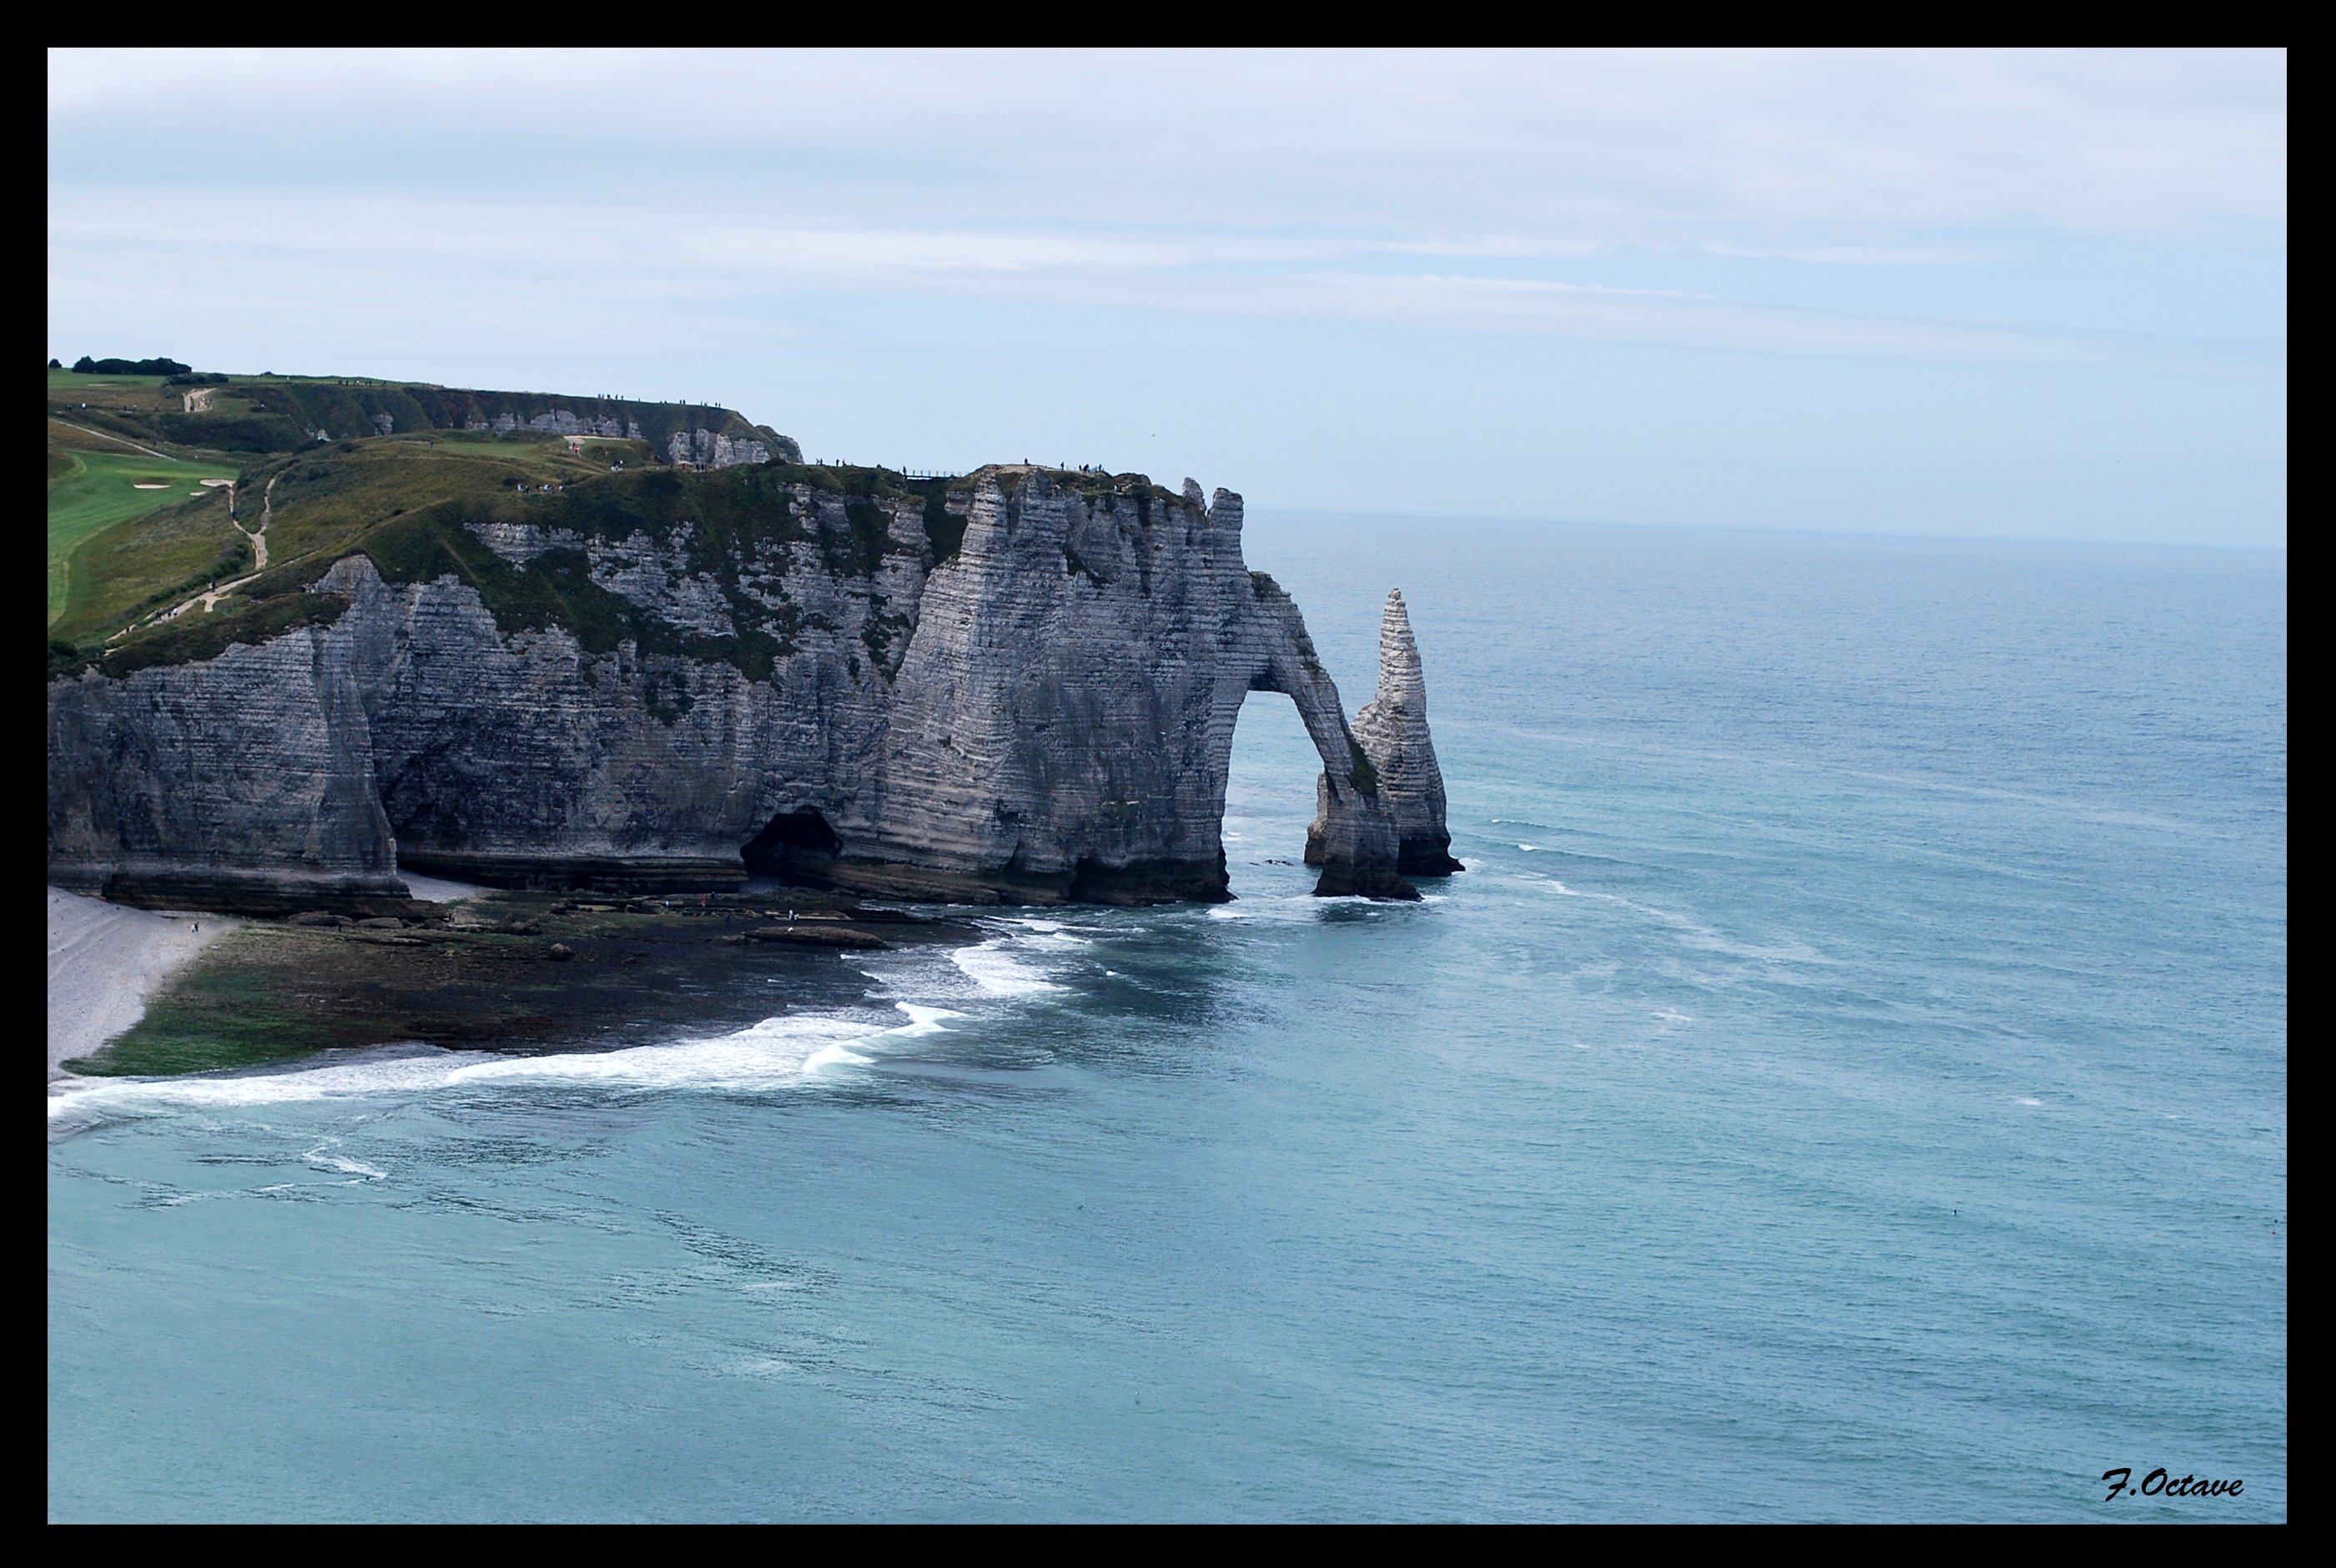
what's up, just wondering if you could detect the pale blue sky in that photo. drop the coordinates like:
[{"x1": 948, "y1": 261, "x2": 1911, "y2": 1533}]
[{"x1": 48, "y1": 48, "x2": 2286, "y2": 545}]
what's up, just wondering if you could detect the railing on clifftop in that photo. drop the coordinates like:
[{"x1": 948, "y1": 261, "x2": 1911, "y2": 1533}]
[{"x1": 807, "y1": 460, "x2": 964, "y2": 480}]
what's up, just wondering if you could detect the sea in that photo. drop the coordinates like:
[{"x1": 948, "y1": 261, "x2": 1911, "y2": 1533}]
[{"x1": 47, "y1": 515, "x2": 2288, "y2": 1521}]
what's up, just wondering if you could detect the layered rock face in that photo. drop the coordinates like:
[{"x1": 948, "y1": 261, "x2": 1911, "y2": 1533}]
[
  {"x1": 48, "y1": 470, "x2": 1445, "y2": 909},
  {"x1": 1347, "y1": 590, "x2": 1464, "y2": 875},
  {"x1": 868, "y1": 476, "x2": 1413, "y2": 902},
  {"x1": 471, "y1": 410, "x2": 646, "y2": 439},
  {"x1": 47, "y1": 611, "x2": 402, "y2": 910},
  {"x1": 665, "y1": 429, "x2": 775, "y2": 469}
]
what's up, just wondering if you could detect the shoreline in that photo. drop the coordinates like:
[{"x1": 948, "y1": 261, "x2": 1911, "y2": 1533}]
[
  {"x1": 48, "y1": 872, "x2": 492, "y2": 1086},
  {"x1": 49, "y1": 881, "x2": 979, "y2": 1083},
  {"x1": 47, "y1": 887, "x2": 238, "y2": 1084}
]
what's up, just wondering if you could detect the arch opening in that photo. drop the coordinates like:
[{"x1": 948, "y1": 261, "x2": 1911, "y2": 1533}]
[
  {"x1": 1220, "y1": 686, "x2": 1336, "y2": 897},
  {"x1": 1229, "y1": 661, "x2": 1417, "y2": 901}
]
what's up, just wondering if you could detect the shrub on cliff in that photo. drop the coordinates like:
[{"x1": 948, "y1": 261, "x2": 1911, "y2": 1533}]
[{"x1": 99, "y1": 591, "x2": 351, "y2": 679}]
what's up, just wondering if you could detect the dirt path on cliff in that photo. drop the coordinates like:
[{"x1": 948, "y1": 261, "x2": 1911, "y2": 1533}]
[
  {"x1": 48, "y1": 417, "x2": 174, "y2": 461},
  {"x1": 114, "y1": 474, "x2": 278, "y2": 639},
  {"x1": 237, "y1": 475, "x2": 272, "y2": 572}
]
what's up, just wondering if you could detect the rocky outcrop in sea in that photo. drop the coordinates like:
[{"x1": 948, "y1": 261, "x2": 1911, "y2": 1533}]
[{"x1": 1349, "y1": 589, "x2": 1463, "y2": 875}]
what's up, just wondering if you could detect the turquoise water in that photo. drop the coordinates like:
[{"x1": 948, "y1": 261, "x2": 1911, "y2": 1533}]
[{"x1": 48, "y1": 516, "x2": 2287, "y2": 1521}]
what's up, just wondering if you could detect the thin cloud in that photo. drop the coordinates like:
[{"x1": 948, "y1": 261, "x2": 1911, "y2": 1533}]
[
  {"x1": 1699, "y1": 242, "x2": 2001, "y2": 265},
  {"x1": 43, "y1": 48, "x2": 2286, "y2": 544},
  {"x1": 46, "y1": 186, "x2": 2283, "y2": 378},
  {"x1": 51, "y1": 48, "x2": 2287, "y2": 244}
]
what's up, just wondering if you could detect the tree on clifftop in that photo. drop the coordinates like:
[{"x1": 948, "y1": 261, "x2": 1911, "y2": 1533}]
[{"x1": 71, "y1": 355, "x2": 192, "y2": 376}]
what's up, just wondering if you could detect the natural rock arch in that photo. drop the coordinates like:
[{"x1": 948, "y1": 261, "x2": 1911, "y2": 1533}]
[{"x1": 1228, "y1": 583, "x2": 1414, "y2": 900}]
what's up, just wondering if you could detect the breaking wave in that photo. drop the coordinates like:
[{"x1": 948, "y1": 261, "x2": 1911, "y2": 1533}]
[{"x1": 48, "y1": 1000, "x2": 969, "y2": 1132}]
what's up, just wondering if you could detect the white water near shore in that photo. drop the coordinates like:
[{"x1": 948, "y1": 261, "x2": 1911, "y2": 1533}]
[
  {"x1": 394, "y1": 870, "x2": 490, "y2": 904},
  {"x1": 42, "y1": 908, "x2": 1070, "y2": 1133}
]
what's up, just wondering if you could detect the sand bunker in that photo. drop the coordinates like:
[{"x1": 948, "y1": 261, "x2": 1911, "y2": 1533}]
[
  {"x1": 132, "y1": 482, "x2": 169, "y2": 490},
  {"x1": 199, "y1": 478, "x2": 232, "y2": 486}
]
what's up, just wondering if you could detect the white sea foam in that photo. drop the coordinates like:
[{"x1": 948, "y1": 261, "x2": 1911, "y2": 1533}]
[
  {"x1": 1519, "y1": 843, "x2": 1538, "y2": 852},
  {"x1": 455, "y1": 1013, "x2": 891, "y2": 1089},
  {"x1": 1214, "y1": 898, "x2": 1321, "y2": 923},
  {"x1": 729, "y1": 1356, "x2": 798, "y2": 1378},
  {"x1": 49, "y1": 1049, "x2": 466, "y2": 1117},
  {"x1": 952, "y1": 940, "x2": 1067, "y2": 996},
  {"x1": 2016, "y1": 1097, "x2": 2044, "y2": 1107},
  {"x1": 48, "y1": 1002, "x2": 959, "y2": 1127},
  {"x1": 1530, "y1": 879, "x2": 1832, "y2": 969},
  {"x1": 798, "y1": 1040, "x2": 873, "y2": 1072},
  {"x1": 304, "y1": 1146, "x2": 387, "y2": 1180}
]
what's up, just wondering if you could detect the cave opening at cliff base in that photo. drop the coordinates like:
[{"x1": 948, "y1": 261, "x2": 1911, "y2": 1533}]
[{"x1": 741, "y1": 808, "x2": 843, "y2": 884}]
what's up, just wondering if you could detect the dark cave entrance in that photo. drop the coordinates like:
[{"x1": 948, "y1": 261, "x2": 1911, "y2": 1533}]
[{"x1": 742, "y1": 808, "x2": 843, "y2": 886}]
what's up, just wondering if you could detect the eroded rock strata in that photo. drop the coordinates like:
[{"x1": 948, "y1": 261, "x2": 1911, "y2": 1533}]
[
  {"x1": 49, "y1": 467, "x2": 1449, "y2": 909},
  {"x1": 1346, "y1": 589, "x2": 1464, "y2": 876}
]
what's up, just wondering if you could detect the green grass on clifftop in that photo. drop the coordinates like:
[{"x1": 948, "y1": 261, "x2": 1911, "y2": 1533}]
[
  {"x1": 66, "y1": 432, "x2": 956, "y2": 681},
  {"x1": 48, "y1": 367, "x2": 797, "y2": 461},
  {"x1": 48, "y1": 450, "x2": 244, "y2": 631},
  {"x1": 37, "y1": 369, "x2": 1014, "y2": 681}
]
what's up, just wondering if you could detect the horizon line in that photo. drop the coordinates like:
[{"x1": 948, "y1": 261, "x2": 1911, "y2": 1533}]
[{"x1": 1250, "y1": 502, "x2": 2289, "y2": 555}]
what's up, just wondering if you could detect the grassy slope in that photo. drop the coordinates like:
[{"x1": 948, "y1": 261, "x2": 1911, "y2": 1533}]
[
  {"x1": 44, "y1": 371, "x2": 1170, "y2": 684},
  {"x1": 67, "y1": 435, "x2": 984, "y2": 680},
  {"x1": 48, "y1": 435, "x2": 584, "y2": 655},
  {"x1": 50, "y1": 438, "x2": 1178, "y2": 664},
  {"x1": 52, "y1": 484, "x2": 249, "y2": 646},
  {"x1": 48, "y1": 446, "x2": 244, "y2": 626},
  {"x1": 47, "y1": 369, "x2": 170, "y2": 391},
  {"x1": 48, "y1": 369, "x2": 395, "y2": 390},
  {"x1": 49, "y1": 369, "x2": 792, "y2": 460}
]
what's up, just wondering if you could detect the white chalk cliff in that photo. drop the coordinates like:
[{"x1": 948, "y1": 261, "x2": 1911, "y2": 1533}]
[{"x1": 49, "y1": 465, "x2": 1452, "y2": 908}]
